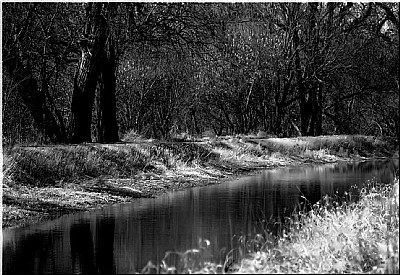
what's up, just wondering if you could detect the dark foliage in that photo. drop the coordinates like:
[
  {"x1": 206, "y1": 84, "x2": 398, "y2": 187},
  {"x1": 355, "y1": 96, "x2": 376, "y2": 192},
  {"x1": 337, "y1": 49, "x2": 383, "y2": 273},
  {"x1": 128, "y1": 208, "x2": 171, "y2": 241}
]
[{"x1": 2, "y1": 3, "x2": 399, "y2": 144}]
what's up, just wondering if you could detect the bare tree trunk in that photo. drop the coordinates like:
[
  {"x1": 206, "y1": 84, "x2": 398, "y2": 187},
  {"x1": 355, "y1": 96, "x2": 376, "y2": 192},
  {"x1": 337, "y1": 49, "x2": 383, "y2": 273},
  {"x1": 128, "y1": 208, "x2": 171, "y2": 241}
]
[
  {"x1": 274, "y1": 104, "x2": 285, "y2": 137},
  {"x1": 70, "y1": 49, "x2": 101, "y2": 142},
  {"x1": 98, "y1": 42, "x2": 119, "y2": 142},
  {"x1": 190, "y1": 107, "x2": 201, "y2": 136},
  {"x1": 70, "y1": 3, "x2": 119, "y2": 143}
]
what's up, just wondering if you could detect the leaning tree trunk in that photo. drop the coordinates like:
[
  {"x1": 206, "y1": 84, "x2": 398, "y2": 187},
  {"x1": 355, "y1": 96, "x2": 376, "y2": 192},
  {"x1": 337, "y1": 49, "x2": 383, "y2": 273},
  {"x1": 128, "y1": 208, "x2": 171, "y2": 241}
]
[{"x1": 70, "y1": 3, "x2": 119, "y2": 143}]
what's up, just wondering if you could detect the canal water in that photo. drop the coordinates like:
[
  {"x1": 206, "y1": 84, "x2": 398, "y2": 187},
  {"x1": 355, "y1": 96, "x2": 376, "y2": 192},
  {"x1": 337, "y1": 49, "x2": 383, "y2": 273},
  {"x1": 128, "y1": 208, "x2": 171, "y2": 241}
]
[{"x1": 2, "y1": 159, "x2": 398, "y2": 274}]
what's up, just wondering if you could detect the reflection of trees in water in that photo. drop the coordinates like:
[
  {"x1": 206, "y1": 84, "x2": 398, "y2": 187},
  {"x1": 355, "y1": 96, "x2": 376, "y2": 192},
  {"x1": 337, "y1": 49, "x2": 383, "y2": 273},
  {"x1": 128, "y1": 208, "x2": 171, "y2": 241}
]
[
  {"x1": 331, "y1": 159, "x2": 398, "y2": 176},
  {"x1": 3, "y1": 231, "x2": 59, "y2": 273},
  {"x1": 70, "y1": 222, "x2": 96, "y2": 273},
  {"x1": 96, "y1": 218, "x2": 116, "y2": 273},
  {"x1": 69, "y1": 218, "x2": 116, "y2": 273},
  {"x1": 298, "y1": 181, "x2": 322, "y2": 209}
]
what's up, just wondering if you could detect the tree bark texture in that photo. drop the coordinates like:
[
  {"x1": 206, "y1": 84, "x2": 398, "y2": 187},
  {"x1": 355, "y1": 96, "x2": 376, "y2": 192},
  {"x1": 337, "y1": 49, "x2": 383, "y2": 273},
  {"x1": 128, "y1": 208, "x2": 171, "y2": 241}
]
[
  {"x1": 98, "y1": 42, "x2": 119, "y2": 143},
  {"x1": 70, "y1": 3, "x2": 119, "y2": 143}
]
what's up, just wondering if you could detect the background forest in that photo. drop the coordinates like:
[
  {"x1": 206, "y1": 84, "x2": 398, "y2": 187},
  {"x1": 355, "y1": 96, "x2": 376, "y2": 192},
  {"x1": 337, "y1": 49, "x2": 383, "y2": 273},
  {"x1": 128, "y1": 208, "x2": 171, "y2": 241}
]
[{"x1": 2, "y1": 2, "x2": 399, "y2": 145}]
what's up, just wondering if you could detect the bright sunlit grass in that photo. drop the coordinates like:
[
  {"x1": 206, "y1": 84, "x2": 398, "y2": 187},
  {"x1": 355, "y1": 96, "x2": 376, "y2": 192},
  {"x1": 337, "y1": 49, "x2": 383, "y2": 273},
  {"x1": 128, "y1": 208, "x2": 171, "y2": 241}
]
[
  {"x1": 257, "y1": 135, "x2": 396, "y2": 158},
  {"x1": 233, "y1": 178, "x2": 399, "y2": 274}
]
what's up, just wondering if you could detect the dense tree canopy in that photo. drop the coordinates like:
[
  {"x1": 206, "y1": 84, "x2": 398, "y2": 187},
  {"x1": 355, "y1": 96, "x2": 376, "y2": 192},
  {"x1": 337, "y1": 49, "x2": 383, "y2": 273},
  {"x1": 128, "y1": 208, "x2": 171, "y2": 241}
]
[{"x1": 2, "y1": 2, "x2": 399, "y2": 144}]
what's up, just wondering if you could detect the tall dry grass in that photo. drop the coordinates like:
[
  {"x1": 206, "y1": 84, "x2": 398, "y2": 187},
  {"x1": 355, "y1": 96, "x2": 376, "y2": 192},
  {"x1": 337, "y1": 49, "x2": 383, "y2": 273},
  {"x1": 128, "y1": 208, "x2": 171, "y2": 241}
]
[
  {"x1": 3, "y1": 142, "x2": 220, "y2": 187},
  {"x1": 4, "y1": 145, "x2": 150, "y2": 187},
  {"x1": 254, "y1": 135, "x2": 396, "y2": 158}
]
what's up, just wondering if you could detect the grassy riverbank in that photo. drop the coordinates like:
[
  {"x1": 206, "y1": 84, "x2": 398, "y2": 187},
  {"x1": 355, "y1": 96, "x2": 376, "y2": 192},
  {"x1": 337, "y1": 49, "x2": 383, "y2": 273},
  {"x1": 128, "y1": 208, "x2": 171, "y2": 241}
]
[
  {"x1": 153, "y1": 177, "x2": 399, "y2": 274},
  {"x1": 2, "y1": 135, "x2": 398, "y2": 228}
]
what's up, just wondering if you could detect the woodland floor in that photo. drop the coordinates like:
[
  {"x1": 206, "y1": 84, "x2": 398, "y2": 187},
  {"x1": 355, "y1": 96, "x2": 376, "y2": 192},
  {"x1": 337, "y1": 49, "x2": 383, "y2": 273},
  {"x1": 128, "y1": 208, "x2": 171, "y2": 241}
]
[{"x1": 2, "y1": 135, "x2": 398, "y2": 229}]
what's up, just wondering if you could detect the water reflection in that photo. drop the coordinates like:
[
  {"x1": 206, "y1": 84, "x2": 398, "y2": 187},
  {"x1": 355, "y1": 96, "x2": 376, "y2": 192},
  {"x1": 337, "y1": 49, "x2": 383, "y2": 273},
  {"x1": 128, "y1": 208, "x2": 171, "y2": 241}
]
[
  {"x1": 3, "y1": 159, "x2": 398, "y2": 274},
  {"x1": 70, "y1": 222, "x2": 96, "y2": 273}
]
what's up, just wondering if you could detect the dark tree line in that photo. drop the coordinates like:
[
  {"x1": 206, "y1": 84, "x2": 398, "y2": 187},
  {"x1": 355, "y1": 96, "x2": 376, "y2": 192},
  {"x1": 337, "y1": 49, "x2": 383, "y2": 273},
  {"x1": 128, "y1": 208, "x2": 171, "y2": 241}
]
[{"x1": 2, "y1": 2, "x2": 399, "y2": 144}]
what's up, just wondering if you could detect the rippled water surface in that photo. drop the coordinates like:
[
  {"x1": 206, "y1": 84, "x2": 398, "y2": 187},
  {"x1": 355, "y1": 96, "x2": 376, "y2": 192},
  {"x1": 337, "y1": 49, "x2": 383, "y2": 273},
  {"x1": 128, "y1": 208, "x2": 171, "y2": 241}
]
[{"x1": 3, "y1": 159, "x2": 398, "y2": 274}]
